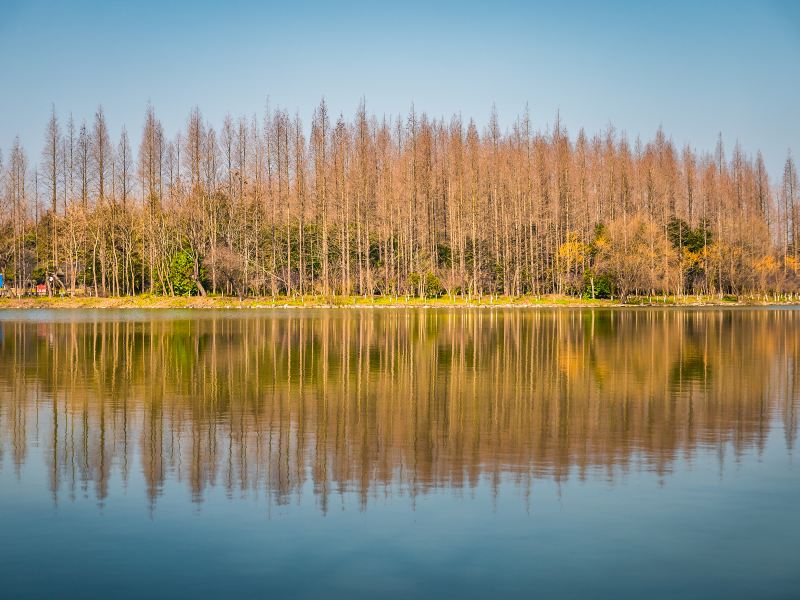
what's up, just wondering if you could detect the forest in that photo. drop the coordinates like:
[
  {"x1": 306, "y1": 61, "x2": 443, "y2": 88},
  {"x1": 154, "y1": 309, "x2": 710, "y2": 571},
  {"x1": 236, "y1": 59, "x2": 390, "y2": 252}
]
[{"x1": 0, "y1": 101, "x2": 798, "y2": 300}]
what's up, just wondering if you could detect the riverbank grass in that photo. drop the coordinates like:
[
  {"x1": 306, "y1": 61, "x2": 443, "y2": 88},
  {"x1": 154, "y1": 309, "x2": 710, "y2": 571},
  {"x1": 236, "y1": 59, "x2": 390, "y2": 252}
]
[{"x1": 0, "y1": 293, "x2": 798, "y2": 309}]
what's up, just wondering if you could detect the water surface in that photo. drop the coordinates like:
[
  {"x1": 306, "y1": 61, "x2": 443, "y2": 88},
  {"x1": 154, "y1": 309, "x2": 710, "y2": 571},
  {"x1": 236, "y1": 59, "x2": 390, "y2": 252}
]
[{"x1": 0, "y1": 308, "x2": 798, "y2": 599}]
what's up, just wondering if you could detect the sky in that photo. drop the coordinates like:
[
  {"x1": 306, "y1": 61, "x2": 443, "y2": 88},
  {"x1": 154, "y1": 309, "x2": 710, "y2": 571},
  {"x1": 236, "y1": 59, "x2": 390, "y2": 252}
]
[{"x1": 0, "y1": 0, "x2": 798, "y2": 178}]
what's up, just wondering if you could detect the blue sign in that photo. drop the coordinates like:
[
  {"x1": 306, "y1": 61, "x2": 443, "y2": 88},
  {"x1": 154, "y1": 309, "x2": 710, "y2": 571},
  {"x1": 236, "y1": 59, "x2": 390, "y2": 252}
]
[{"x1": 0, "y1": 273, "x2": 4, "y2": 289}]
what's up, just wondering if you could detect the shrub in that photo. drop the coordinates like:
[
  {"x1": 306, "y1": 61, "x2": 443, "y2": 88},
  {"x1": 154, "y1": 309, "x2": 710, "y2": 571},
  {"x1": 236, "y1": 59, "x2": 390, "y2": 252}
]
[
  {"x1": 424, "y1": 272, "x2": 444, "y2": 298},
  {"x1": 169, "y1": 249, "x2": 202, "y2": 296},
  {"x1": 407, "y1": 272, "x2": 421, "y2": 296},
  {"x1": 583, "y1": 271, "x2": 614, "y2": 299}
]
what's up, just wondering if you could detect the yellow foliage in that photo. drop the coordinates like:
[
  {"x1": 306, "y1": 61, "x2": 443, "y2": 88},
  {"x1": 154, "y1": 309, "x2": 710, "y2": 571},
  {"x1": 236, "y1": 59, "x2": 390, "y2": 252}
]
[
  {"x1": 754, "y1": 255, "x2": 778, "y2": 276},
  {"x1": 681, "y1": 247, "x2": 701, "y2": 268},
  {"x1": 557, "y1": 232, "x2": 589, "y2": 270},
  {"x1": 784, "y1": 256, "x2": 799, "y2": 274}
]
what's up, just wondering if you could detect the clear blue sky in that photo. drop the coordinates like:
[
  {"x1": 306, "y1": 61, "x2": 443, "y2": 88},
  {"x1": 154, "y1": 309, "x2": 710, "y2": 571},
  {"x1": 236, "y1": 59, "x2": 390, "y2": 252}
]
[{"x1": 1, "y1": 0, "x2": 798, "y2": 177}]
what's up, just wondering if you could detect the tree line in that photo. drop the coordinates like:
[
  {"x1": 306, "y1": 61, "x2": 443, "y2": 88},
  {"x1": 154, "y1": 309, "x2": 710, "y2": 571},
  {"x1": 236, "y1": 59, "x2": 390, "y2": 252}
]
[{"x1": 1, "y1": 101, "x2": 798, "y2": 299}]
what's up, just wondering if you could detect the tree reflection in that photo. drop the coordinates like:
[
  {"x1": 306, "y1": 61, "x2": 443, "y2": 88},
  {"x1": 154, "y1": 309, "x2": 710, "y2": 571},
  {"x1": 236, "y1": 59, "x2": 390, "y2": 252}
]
[{"x1": 0, "y1": 309, "x2": 797, "y2": 512}]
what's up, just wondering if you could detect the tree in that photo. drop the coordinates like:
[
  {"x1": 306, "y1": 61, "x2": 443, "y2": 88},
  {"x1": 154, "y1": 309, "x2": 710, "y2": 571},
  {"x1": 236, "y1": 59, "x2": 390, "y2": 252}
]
[
  {"x1": 42, "y1": 105, "x2": 61, "y2": 291},
  {"x1": 783, "y1": 152, "x2": 798, "y2": 265}
]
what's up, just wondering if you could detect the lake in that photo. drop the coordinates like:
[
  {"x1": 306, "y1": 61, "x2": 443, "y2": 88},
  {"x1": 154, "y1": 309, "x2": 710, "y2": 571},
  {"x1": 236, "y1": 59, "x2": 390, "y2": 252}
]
[{"x1": 0, "y1": 308, "x2": 798, "y2": 599}]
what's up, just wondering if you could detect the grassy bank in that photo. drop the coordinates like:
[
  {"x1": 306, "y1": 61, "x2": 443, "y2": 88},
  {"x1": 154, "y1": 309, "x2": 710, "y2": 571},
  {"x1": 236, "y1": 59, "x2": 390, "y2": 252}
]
[{"x1": 0, "y1": 293, "x2": 798, "y2": 309}]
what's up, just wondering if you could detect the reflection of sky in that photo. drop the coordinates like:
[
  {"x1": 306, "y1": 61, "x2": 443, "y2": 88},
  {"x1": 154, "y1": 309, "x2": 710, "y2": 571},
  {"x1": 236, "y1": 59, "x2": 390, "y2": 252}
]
[
  {"x1": 1, "y1": 426, "x2": 797, "y2": 599},
  {"x1": 0, "y1": 0, "x2": 798, "y2": 177}
]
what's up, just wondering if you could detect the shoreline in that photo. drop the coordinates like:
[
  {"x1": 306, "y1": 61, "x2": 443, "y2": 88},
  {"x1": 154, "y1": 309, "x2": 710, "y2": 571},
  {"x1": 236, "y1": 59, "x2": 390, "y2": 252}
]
[{"x1": 1, "y1": 295, "x2": 799, "y2": 310}]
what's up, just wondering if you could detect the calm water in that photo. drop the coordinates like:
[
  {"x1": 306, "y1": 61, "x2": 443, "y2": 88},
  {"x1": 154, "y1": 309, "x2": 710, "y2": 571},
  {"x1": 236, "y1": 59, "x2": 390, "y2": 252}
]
[{"x1": 0, "y1": 308, "x2": 798, "y2": 599}]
